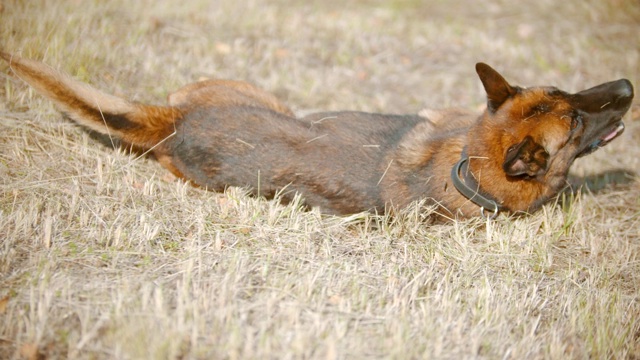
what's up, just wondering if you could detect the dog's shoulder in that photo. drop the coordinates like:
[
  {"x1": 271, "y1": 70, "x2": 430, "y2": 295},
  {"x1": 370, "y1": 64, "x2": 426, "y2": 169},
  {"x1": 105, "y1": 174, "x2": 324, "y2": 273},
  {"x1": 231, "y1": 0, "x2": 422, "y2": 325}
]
[
  {"x1": 392, "y1": 108, "x2": 476, "y2": 168},
  {"x1": 417, "y1": 108, "x2": 478, "y2": 130}
]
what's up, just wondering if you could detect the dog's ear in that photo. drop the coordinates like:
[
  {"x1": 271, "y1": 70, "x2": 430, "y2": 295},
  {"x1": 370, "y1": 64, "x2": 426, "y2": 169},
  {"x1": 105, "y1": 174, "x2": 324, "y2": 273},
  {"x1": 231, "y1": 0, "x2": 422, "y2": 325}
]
[
  {"x1": 476, "y1": 63, "x2": 518, "y2": 113},
  {"x1": 502, "y1": 136, "x2": 549, "y2": 177}
]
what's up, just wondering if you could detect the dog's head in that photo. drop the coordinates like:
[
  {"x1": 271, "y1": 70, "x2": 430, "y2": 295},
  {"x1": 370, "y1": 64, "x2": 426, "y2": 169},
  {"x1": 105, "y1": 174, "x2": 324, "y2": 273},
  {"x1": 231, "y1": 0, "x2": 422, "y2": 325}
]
[{"x1": 475, "y1": 63, "x2": 633, "y2": 179}]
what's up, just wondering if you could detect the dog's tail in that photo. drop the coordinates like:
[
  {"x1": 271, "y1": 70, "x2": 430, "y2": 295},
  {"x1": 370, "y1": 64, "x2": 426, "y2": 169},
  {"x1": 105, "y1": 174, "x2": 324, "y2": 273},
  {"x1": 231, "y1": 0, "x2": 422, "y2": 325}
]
[{"x1": 1, "y1": 52, "x2": 181, "y2": 148}]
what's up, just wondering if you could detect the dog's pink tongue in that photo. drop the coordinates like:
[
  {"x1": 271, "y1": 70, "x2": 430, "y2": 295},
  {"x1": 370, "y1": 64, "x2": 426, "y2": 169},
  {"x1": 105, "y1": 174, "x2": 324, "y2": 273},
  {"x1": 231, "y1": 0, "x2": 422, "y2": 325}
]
[{"x1": 602, "y1": 123, "x2": 625, "y2": 142}]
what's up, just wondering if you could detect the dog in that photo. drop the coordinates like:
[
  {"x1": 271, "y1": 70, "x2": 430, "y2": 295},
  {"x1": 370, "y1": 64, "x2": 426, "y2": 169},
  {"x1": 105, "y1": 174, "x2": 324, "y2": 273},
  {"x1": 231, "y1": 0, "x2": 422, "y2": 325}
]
[{"x1": 1, "y1": 52, "x2": 634, "y2": 219}]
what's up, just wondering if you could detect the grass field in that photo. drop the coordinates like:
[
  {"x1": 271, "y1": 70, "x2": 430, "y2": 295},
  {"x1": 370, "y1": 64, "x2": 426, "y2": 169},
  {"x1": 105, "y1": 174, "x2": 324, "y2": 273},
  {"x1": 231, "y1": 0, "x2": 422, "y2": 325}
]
[{"x1": 1, "y1": 0, "x2": 639, "y2": 358}]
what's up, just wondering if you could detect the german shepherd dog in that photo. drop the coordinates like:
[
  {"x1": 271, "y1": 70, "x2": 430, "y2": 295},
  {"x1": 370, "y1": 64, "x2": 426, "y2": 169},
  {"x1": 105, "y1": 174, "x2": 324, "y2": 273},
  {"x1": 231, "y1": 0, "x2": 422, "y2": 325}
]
[{"x1": 1, "y1": 52, "x2": 634, "y2": 219}]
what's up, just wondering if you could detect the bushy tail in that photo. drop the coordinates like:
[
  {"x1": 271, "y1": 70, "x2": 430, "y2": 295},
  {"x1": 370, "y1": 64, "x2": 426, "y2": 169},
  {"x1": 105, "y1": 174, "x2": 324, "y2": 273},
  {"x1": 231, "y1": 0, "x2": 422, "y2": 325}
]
[{"x1": 1, "y1": 52, "x2": 181, "y2": 148}]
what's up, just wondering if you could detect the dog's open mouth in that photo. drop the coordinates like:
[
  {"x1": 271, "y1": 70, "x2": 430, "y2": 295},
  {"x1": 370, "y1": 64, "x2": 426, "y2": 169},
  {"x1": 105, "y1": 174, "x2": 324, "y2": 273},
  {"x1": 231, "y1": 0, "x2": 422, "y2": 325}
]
[
  {"x1": 578, "y1": 121, "x2": 625, "y2": 157},
  {"x1": 598, "y1": 121, "x2": 625, "y2": 147}
]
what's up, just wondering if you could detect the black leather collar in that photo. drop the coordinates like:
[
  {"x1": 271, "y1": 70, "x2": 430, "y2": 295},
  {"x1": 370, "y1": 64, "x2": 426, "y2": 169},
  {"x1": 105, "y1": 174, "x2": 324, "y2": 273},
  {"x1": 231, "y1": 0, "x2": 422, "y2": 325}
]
[{"x1": 450, "y1": 149, "x2": 503, "y2": 218}]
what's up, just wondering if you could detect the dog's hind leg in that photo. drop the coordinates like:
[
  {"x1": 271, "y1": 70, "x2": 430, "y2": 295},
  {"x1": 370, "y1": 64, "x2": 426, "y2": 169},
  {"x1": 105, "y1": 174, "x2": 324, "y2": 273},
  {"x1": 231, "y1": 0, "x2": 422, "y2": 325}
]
[{"x1": 168, "y1": 79, "x2": 294, "y2": 116}]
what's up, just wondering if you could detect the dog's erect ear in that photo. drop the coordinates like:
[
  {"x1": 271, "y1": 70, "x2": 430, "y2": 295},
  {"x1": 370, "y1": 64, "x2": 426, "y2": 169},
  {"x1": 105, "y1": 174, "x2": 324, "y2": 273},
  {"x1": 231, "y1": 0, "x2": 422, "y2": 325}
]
[
  {"x1": 502, "y1": 136, "x2": 549, "y2": 177},
  {"x1": 476, "y1": 63, "x2": 518, "y2": 113}
]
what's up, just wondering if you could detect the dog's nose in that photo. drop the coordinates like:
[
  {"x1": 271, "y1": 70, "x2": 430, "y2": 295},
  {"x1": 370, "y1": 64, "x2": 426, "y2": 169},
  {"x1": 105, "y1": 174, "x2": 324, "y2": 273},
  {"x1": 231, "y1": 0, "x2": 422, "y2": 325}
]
[{"x1": 611, "y1": 79, "x2": 634, "y2": 100}]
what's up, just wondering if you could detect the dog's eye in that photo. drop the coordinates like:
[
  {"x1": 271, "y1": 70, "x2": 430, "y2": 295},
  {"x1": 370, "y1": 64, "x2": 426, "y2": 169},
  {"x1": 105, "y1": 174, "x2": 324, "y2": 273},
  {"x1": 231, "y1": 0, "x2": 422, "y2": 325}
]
[
  {"x1": 570, "y1": 115, "x2": 582, "y2": 130},
  {"x1": 533, "y1": 104, "x2": 550, "y2": 113},
  {"x1": 507, "y1": 144, "x2": 517, "y2": 153}
]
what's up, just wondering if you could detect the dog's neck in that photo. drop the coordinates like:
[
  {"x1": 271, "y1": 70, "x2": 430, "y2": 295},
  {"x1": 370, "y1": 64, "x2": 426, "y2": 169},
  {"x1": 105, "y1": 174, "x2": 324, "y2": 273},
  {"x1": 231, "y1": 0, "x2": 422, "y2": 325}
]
[{"x1": 450, "y1": 147, "x2": 504, "y2": 218}]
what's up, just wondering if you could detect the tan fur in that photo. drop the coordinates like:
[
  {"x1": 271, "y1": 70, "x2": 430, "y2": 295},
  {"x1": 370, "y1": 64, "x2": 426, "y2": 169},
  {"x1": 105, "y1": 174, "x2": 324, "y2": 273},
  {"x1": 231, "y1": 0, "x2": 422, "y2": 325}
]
[
  {"x1": 0, "y1": 52, "x2": 180, "y2": 148},
  {"x1": 168, "y1": 79, "x2": 294, "y2": 116}
]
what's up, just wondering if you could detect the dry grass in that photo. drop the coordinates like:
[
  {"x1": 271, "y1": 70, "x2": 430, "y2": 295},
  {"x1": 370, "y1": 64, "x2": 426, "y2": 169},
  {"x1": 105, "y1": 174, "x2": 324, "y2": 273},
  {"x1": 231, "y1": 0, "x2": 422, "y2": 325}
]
[{"x1": 1, "y1": 0, "x2": 639, "y2": 359}]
